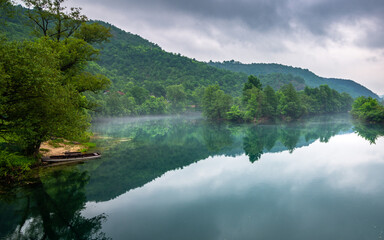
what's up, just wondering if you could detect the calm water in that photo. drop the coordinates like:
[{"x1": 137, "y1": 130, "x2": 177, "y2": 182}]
[{"x1": 2, "y1": 114, "x2": 384, "y2": 239}]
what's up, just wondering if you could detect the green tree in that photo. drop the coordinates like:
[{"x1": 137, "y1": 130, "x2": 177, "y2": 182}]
[
  {"x1": 138, "y1": 96, "x2": 168, "y2": 115},
  {"x1": 166, "y1": 84, "x2": 187, "y2": 112},
  {"x1": 0, "y1": 38, "x2": 104, "y2": 156},
  {"x1": 23, "y1": 0, "x2": 87, "y2": 41},
  {"x1": 243, "y1": 75, "x2": 262, "y2": 92},
  {"x1": 202, "y1": 85, "x2": 232, "y2": 120},
  {"x1": 226, "y1": 105, "x2": 244, "y2": 122},
  {"x1": 244, "y1": 88, "x2": 265, "y2": 121},
  {"x1": 243, "y1": 75, "x2": 262, "y2": 104},
  {"x1": 1, "y1": 1, "x2": 111, "y2": 158},
  {"x1": 74, "y1": 22, "x2": 112, "y2": 44},
  {"x1": 129, "y1": 85, "x2": 149, "y2": 105},
  {"x1": 351, "y1": 96, "x2": 384, "y2": 123},
  {"x1": 278, "y1": 84, "x2": 303, "y2": 121},
  {"x1": 262, "y1": 85, "x2": 278, "y2": 119}
]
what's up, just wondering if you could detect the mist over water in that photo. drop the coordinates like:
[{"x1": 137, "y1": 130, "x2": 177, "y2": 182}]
[{"x1": 2, "y1": 114, "x2": 384, "y2": 239}]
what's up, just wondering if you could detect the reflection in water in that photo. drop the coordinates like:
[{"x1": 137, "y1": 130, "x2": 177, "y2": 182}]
[
  {"x1": 83, "y1": 134, "x2": 384, "y2": 240},
  {"x1": 2, "y1": 114, "x2": 384, "y2": 239},
  {"x1": 354, "y1": 123, "x2": 384, "y2": 144},
  {"x1": 0, "y1": 168, "x2": 109, "y2": 239},
  {"x1": 84, "y1": 114, "x2": 355, "y2": 201}
]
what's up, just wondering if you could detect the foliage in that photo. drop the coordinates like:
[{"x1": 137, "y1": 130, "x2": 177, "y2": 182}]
[
  {"x1": 262, "y1": 85, "x2": 278, "y2": 119},
  {"x1": 74, "y1": 22, "x2": 112, "y2": 44},
  {"x1": 226, "y1": 105, "x2": 244, "y2": 122},
  {"x1": 202, "y1": 85, "x2": 232, "y2": 120},
  {"x1": 259, "y1": 73, "x2": 306, "y2": 91},
  {"x1": 22, "y1": 0, "x2": 88, "y2": 41},
  {"x1": 0, "y1": 150, "x2": 35, "y2": 182},
  {"x1": 209, "y1": 60, "x2": 379, "y2": 99},
  {"x1": 0, "y1": 1, "x2": 111, "y2": 163},
  {"x1": 1, "y1": 168, "x2": 109, "y2": 239},
  {"x1": 201, "y1": 77, "x2": 354, "y2": 123},
  {"x1": 1, "y1": 4, "x2": 363, "y2": 119},
  {"x1": 0, "y1": 0, "x2": 14, "y2": 22},
  {"x1": 243, "y1": 75, "x2": 262, "y2": 92},
  {"x1": 351, "y1": 97, "x2": 384, "y2": 123},
  {"x1": 278, "y1": 84, "x2": 304, "y2": 121},
  {"x1": 0, "y1": 37, "x2": 110, "y2": 157},
  {"x1": 166, "y1": 84, "x2": 187, "y2": 112},
  {"x1": 83, "y1": 114, "x2": 354, "y2": 201},
  {"x1": 353, "y1": 123, "x2": 384, "y2": 144}
]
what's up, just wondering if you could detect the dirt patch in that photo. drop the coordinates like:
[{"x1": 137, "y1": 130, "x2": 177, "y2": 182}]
[{"x1": 39, "y1": 140, "x2": 85, "y2": 157}]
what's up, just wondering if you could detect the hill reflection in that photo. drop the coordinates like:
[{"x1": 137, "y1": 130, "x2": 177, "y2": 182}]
[{"x1": 84, "y1": 114, "x2": 353, "y2": 201}]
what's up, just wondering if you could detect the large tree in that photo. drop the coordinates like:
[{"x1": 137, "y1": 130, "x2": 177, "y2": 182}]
[
  {"x1": 0, "y1": 1, "x2": 111, "y2": 157},
  {"x1": 202, "y1": 85, "x2": 232, "y2": 120},
  {"x1": 0, "y1": 38, "x2": 109, "y2": 157}
]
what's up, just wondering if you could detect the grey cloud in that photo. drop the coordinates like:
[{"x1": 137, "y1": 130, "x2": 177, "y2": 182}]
[{"x1": 80, "y1": 0, "x2": 384, "y2": 48}]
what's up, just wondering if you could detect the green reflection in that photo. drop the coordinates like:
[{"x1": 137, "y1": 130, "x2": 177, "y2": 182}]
[
  {"x1": 354, "y1": 123, "x2": 384, "y2": 144},
  {"x1": 0, "y1": 167, "x2": 109, "y2": 239},
  {"x1": 243, "y1": 126, "x2": 279, "y2": 162},
  {"x1": 2, "y1": 114, "x2": 384, "y2": 238},
  {"x1": 84, "y1": 114, "x2": 357, "y2": 201}
]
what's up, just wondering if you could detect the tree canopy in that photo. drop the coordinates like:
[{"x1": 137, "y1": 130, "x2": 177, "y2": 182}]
[
  {"x1": 351, "y1": 97, "x2": 384, "y2": 123},
  {"x1": 0, "y1": 0, "x2": 111, "y2": 159},
  {"x1": 201, "y1": 80, "x2": 354, "y2": 122}
]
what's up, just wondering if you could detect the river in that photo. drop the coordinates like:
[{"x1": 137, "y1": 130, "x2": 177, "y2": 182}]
[{"x1": 1, "y1": 114, "x2": 384, "y2": 239}]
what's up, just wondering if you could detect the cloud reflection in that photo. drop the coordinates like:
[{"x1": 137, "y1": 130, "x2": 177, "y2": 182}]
[{"x1": 83, "y1": 133, "x2": 384, "y2": 239}]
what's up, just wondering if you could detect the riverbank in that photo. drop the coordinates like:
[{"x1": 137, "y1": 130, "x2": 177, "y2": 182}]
[
  {"x1": 0, "y1": 138, "x2": 96, "y2": 185},
  {"x1": 39, "y1": 138, "x2": 92, "y2": 157}
]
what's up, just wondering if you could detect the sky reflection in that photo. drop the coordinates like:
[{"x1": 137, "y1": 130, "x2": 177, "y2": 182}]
[{"x1": 83, "y1": 133, "x2": 384, "y2": 240}]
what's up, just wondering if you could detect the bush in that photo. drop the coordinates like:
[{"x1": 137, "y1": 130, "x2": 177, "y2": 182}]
[{"x1": 0, "y1": 150, "x2": 35, "y2": 183}]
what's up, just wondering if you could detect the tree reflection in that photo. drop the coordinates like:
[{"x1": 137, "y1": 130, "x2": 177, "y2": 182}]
[
  {"x1": 354, "y1": 123, "x2": 384, "y2": 144},
  {"x1": 1, "y1": 168, "x2": 109, "y2": 239},
  {"x1": 243, "y1": 119, "x2": 352, "y2": 163},
  {"x1": 279, "y1": 126, "x2": 301, "y2": 153},
  {"x1": 243, "y1": 126, "x2": 279, "y2": 163},
  {"x1": 202, "y1": 122, "x2": 233, "y2": 152}
]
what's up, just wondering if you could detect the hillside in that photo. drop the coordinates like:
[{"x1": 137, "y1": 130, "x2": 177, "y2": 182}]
[
  {"x1": 0, "y1": 6, "x2": 248, "y2": 97},
  {"x1": 94, "y1": 22, "x2": 248, "y2": 96},
  {"x1": 1, "y1": 4, "x2": 379, "y2": 111},
  {"x1": 208, "y1": 61, "x2": 379, "y2": 98}
]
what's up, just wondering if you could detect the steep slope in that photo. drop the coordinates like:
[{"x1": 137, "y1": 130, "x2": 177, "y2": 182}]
[
  {"x1": 0, "y1": 6, "x2": 248, "y2": 97},
  {"x1": 94, "y1": 22, "x2": 247, "y2": 96},
  {"x1": 208, "y1": 61, "x2": 379, "y2": 98}
]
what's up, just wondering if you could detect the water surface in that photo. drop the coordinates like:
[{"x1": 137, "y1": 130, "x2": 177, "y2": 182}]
[{"x1": 2, "y1": 114, "x2": 384, "y2": 239}]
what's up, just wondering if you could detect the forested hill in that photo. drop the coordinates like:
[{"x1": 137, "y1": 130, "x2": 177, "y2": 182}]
[
  {"x1": 1, "y1": 5, "x2": 378, "y2": 101},
  {"x1": 93, "y1": 22, "x2": 248, "y2": 96},
  {"x1": 0, "y1": 6, "x2": 248, "y2": 96},
  {"x1": 208, "y1": 61, "x2": 379, "y2": 99}
]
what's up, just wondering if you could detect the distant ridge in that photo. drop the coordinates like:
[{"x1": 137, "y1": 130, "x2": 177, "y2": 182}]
[{"x1": 208, "y1": 61, "x2": 379, "y2": 99}]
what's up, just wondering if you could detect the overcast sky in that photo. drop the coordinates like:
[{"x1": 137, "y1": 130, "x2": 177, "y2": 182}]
[{"x1": 63, "y1": 0, "x2": 384, "y2": 95}]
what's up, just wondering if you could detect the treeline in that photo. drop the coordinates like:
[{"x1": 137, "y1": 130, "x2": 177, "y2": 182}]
[
  {"x1": 202, "y1": 75, "x2": 354, "y2": 122},
  {"x1": 84, "y1": 82, "x2": 205, "y2": 116},
  {"x1": 351, "y1": 97, "x2": 384, "y2": 123}
]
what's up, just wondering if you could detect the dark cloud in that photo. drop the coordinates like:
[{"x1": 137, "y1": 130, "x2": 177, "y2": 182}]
[
  {"x1": 78, "y1": 0, "x2": 384, "y2": 48},
  {"x1": 64, "y1": 0, "x2": 384, "y2": 93}
]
